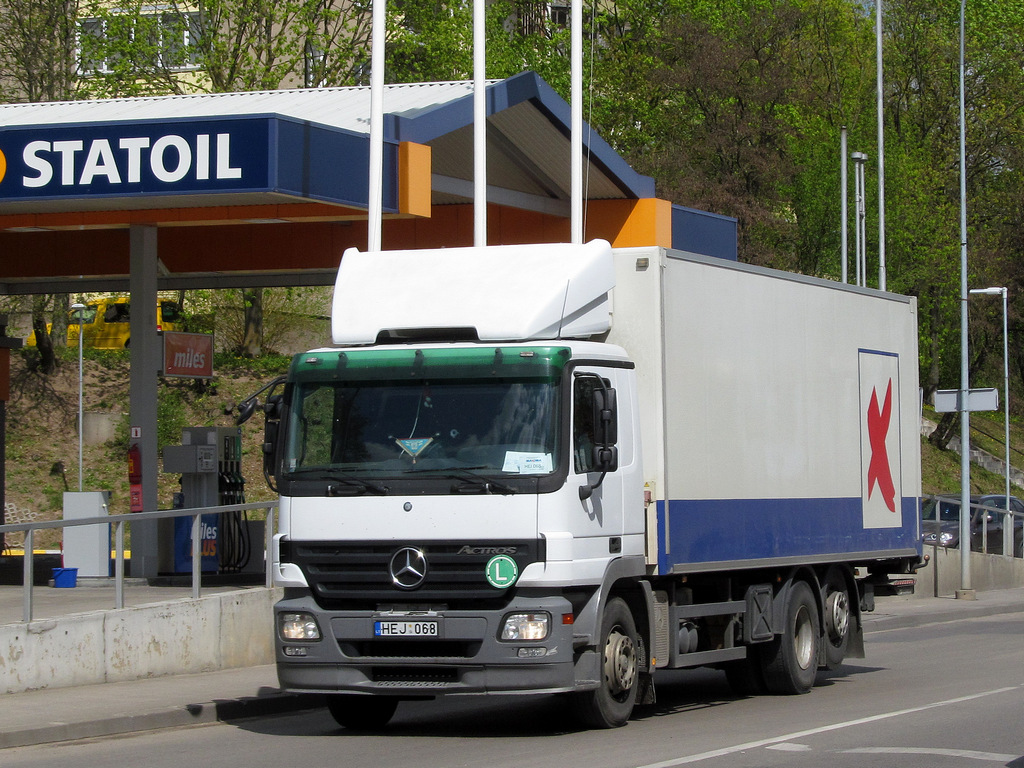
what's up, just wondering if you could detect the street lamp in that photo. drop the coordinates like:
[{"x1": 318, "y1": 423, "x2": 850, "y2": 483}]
[
  {"x1": 71, "y1": 302, "x2": 86, "y2": 493},
  {"x1": 969, "y1": 286, "x2": 1010, "y2": 555}
]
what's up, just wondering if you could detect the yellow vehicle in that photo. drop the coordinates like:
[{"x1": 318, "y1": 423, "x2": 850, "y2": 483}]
[{"x1": 30, "y1": 297, "x2": 183, "y2": 349}]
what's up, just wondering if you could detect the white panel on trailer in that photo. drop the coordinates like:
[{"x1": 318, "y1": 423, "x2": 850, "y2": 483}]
[{"x1": 607, "y1": 247, "x2": 921, "y2": 570}]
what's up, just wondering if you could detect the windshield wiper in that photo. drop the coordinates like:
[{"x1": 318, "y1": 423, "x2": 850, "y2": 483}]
[
  {"x1": 443, "y1": 468, "x2": 517, "y2": 496},
  {"x1": 285, "y1": 468, "x2": 389, "y2": 496}
]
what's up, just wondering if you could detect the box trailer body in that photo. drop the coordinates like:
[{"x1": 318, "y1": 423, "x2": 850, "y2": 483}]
[
  {"x1": 608, "y1": 247, "x2": 921, "y2": 573},
  {"x1": 263, "y1": 240, "x2": 922, "y2": 730}
]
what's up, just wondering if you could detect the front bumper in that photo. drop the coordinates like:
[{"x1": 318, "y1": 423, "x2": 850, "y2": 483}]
[{"x1": 275, "y1": 593, "x2": 578, "y2": 697}]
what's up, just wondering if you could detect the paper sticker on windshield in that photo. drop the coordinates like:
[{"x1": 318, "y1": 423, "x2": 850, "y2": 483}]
[
  {"x1": 502, "y1": 452, "x2": 553, "y2": 474},
  {"x1": 397, "y1": 437, "x2": 433, "y2": 461}
]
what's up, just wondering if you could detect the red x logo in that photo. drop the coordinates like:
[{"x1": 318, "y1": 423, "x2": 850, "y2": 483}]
[{"x1": 867, "y1": 379, "x2": 896, "y2": 513}]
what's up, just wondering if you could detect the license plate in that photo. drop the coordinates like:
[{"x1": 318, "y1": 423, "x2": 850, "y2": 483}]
[{"x1": 374, "y1": 620, "x2": 439, "y2": 637}]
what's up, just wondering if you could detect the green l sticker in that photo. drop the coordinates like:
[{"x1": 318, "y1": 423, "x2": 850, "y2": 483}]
[{"x1": 485, "y1": 555, "x2": 519, "y2": 588}]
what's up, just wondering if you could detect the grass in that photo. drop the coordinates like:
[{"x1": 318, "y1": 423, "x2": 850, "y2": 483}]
[{"x1": 921, "y1": 405, "x2": 1023, "y2": 496}]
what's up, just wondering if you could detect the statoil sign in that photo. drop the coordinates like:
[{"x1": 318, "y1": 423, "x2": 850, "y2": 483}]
[{"x1": 0, "y1": 117, "x2": 270, "y2": 200}]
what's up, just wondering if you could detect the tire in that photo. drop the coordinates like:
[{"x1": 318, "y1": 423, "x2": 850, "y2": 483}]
[
  {"x1": 325, "y1": 695, "x2": 399, "y2": 730},
  {"x1": 822, "y1": 567, "x2": 852, "y2": 669},
  {"x1": 762, "y1": 581, "x2": 819, "y2": 695},
  {"x1": 572, "y1": 597, "x2": 640, "y2": 728}
]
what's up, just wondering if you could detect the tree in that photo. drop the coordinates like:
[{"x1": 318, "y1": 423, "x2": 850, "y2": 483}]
[
  {"x1": 0, "y1": 0, "x2": 80, "y2": 102},
  {"x1": 77, "y1": 0, "x2": 373, "y2": 97}
]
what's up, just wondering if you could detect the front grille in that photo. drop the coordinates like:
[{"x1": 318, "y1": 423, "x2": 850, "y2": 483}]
[
  {"x1": 341, "y1": 640, "x2": 480, "y2": 659},
  {"x1": 282, "y1": 539, "x2": 543, "y2": 609}
]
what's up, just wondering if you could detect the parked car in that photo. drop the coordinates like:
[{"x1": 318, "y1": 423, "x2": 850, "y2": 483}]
[{"x1": 921, "y1": 494, "x2": 1024, "y2": 557}]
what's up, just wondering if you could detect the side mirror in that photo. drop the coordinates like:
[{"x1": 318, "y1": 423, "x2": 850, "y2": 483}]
[
  {"x1": 262, "y1": 394, "x2": 284, "y2": 481},
  {"x1": 235, "y1": 398, "x2": 257, "y2": 425},
  {"x1": 591, "y1": 445, "x2": 618, "y2": 473},
  {"x1": 594, "y1": 387, "x2": 618, "y2": 446},
  {"x1": 580, "y1": 380, "x2": 619, "y2": 500}
]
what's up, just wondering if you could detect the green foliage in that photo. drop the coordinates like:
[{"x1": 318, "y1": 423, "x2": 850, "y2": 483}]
[
  {"x1": 77, "y1": 0, "x2": 373, "y2": 97},
  {"x1": 109, "y1": 385, "x2": 193, "y2": 456}
]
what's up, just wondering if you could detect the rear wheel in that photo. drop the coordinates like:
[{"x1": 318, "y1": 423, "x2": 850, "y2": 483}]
[
  {"x1": 822, "y1": 567, "x2": 852, "y2": 669},
  {"x1": 762, "y1": 581, "x2": 819, "y2": 694},
  {"x1": 325, "y1": 695, "x2": 399, "y2": 730},
  {"x1": 572, "y1": 597, "x2": 639, "y2": 728}
]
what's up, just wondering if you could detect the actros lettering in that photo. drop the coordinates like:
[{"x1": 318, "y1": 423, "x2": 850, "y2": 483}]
[
  {"x1": 457, "y1": 546, "x2": 518, "y2": 555},
  {"x1": 21, "y1": 133, "x2": 242, "y2": 188}
]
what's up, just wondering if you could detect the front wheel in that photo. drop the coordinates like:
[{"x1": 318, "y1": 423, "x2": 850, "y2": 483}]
[
  {"x1": 761, "y1": 581, "x2": 819, "y2": 695},
  {"x1": 325, "y1": 695, "x2": 399, "y2": 731},
  {"x1": 571, "y1": 597, "x2": 640, "y2": 728}
]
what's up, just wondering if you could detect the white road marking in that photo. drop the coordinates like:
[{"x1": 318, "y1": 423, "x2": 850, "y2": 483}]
[
  {"x1": 843, "y1": 747, "x2": 1019, "y2": 762},
  {"x1": 632, "y1": 686, "x2": 1020, "y2": 768}
]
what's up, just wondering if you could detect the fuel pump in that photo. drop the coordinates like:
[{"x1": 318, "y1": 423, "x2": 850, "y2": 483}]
[{"x1": 163, "y1": 427, "x2": 252, "y2": 575}]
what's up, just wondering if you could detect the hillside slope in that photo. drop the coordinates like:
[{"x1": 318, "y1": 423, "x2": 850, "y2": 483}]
[{"x1": 3, "y1": 349, "x2": 288, "y2": 548}]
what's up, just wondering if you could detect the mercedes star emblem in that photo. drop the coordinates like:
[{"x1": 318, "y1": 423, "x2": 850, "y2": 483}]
[{"x1": 389, "y1": 547, "x2": 428, "y2": 590}]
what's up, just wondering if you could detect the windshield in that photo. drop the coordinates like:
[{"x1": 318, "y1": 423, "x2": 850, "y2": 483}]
[
  {"x1": 280, "y1": 347, "x2": 567, "y2": 487},
  {"x1": 922, "y1": 499, "x2": 961, "y2": 523}
]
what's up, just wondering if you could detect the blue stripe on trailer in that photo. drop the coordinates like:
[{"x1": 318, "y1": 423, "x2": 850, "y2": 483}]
[{"x1": 657, "y1": 496, "x2": 920, "y2": 571}]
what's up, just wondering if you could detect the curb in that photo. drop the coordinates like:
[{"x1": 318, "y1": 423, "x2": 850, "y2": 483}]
[{"x1": 0, "y1": 692, "x2": 326, "y2": 750}]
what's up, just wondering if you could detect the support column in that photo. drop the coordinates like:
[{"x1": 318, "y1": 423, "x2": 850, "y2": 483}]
[{"x1": 128, "y1": 224, "x2": 161, "y2": 579}]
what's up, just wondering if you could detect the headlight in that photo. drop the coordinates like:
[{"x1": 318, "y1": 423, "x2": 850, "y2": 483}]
[
  {"x1": 279, "y1": 612, "x2": 322, "y2": 641},
  {"x1": 939, "y1": 532, "x2": 956, "y2": 546},
  {"x1": 501, "y1": 612, "x2": 549, "y2": 641}
]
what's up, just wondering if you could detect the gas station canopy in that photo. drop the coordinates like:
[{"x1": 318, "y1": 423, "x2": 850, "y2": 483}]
[{"x1": 0, "y1": 71, "x2": 734, "y2": 295}]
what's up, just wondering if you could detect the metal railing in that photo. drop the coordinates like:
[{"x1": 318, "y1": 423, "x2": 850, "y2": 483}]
[
  {"x1": 921, "y1": 494, "x2": 1024, "y2": 558},
  {"x1": 1, "y1": 501, "x2": 277, "y2": 623}
]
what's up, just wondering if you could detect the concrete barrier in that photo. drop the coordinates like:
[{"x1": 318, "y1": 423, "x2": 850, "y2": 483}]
[
  {"x1": 915, "y1": 546, "x2": 1024, "y2": 598},
  {"x1": 0, "y1": 587, "x2": 281, "y2": 694}
]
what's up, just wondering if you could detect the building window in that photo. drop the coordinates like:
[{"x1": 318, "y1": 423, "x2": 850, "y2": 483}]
[{"x1": 79, "y1": 10, "x2": 201, "y2": 74}]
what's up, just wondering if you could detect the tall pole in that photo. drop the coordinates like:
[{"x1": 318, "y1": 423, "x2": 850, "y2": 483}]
[
  {"x1": 852, "y1": 152, "x2": 867, "y2": 287},
  {"x1": 1002, "y1": 288, "x2": 1010, "y2": 556},
  {"x1": 958, "y1": 0, "x2": 972, "y2": 597},
  {"x1": 367, "y1": 0, "x2": 385, "y2": 252},
  {"x1": 970, "y1": 287, "x2": 1010, "y2": 554},
  {"x1": 473, "y1": 0, "x2": 486, "y2": 246},
  {"x1": 841, "y1": 127, "x2": 848, "y2": 284},
  {"x1": 73, "y1": 303, "x2": 85, "y2": 492},
  {"x1": 570, "y1": 0, "x2": 583, "y2": 244},
  {"x1": 876, "y1": 0, "x2": 887, "y2": 291}
]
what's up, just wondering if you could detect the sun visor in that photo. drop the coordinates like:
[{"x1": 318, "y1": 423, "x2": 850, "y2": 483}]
[{"x1": 332, "y1": 240, "x2": 614, "y2": 345}]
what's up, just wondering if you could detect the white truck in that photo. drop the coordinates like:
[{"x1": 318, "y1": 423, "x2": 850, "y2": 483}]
[{"x1": 255, "y1": 239, "x2": 923, "y2": 730}]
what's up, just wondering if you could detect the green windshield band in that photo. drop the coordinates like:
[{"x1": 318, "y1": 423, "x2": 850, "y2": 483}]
[{"x1": 290, "y1": 346, "x2": 571, "y2": 382}]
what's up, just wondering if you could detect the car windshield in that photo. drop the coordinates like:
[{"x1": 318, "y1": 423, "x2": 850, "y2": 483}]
[{"x1": 923, "y1": 499, "x2": 961, "y2": 522}]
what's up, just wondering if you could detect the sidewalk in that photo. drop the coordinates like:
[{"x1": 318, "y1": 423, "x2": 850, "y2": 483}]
[{"x1": 1, "y1": 587, "x2": 1022, "y2": 749}]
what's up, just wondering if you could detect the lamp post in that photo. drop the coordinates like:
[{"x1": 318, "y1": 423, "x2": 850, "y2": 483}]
[
  {"x1": 71, "y1": 302, "x2": 86, "y2": 492},
  {"x1": 969, "y1": 287, "x2": 1010, "y2": 555},
  {"x1": 851, "y1": 151, "x2": 868, "y2": 287},
  {"x1": 957, "y1": 0, "x2": 971, "y2": 597}
]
